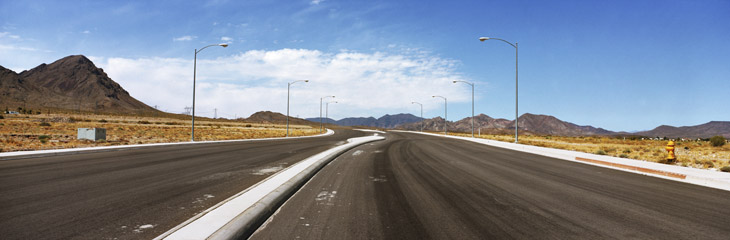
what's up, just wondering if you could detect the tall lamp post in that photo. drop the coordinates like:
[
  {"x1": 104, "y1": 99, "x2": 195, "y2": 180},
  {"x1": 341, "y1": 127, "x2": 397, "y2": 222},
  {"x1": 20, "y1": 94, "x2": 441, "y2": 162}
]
[
  {"x1": 192, "y1": 43, "x2": 228, "y2": 142},
  {"x1": 453, "y1": 80, "x2": 474, "y2": 138},
  {"x1": 326, "y1": 101, "x2": 337, "y2": 124},
  {"x1": 320, "y1": 95, "x2": 335, "y2": 133},
  {"x1": 432, "y1": 95, "x2": 447, "y2": 135},
  {"x1": 479, "y1": 36, "x2": 519, "y2": 143},
  {"x1": 287, "y1": 80, "x2": 309, "y2": 137},
  {"x1": 411, "y1": 101, "x2": 423, "y2": 132}
]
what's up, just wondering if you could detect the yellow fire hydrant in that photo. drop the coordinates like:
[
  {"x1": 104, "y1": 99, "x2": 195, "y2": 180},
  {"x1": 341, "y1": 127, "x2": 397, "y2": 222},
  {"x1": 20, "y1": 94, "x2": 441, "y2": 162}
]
[{"x1": 666, "y1": 141, "x2": 676, "y2": 162}]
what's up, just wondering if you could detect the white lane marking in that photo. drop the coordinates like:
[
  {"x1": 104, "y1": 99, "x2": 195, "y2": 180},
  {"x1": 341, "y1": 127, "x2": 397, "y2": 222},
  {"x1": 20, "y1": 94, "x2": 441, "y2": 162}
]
[
  {"x1": 352, "y1": 150, "x2": 365, "y2": 156},
  {"x1": 252, "y1": 165, "x2": 285, "y2": 175},
  {"x1": 369, "y1": 175, "x2": 387, "y2": 182},
  {"x1": 134, "y1": 224, "x2": 155, "y2": 233},
  {"x1": 315, "y1": 190, "x2": 337, "y2": 205}
]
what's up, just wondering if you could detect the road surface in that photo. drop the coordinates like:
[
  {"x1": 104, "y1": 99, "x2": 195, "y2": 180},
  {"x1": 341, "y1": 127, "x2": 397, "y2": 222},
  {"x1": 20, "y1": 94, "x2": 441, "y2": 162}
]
[
  {"x1": 0, "y1": 129, "x2": 366, "y2": 239},
  {"x1": 252, "y1": 131, "x2": 730, "y2": 239}
]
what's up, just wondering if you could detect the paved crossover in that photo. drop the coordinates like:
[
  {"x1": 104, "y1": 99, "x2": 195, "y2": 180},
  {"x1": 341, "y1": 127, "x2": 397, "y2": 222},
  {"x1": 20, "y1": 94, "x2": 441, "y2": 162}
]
[
  {"x1": 252, "y1": 131, "x2": 730, "y2": 239},
  {"x1": 0, "y1": 129, "x2": 366, "y2": 239}
]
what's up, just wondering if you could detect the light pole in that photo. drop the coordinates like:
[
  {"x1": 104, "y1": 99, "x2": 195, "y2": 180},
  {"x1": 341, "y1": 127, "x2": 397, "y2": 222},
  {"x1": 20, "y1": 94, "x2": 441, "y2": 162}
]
[
  {"x1": 320, "y1": 95, "x2": 335, "y2": 133},
  {"x1": 453, "y1": 80, "x2": 474, "y2": 138},
  {"x1": 432, "y1": 95, "x2": 447, "y2": 135},
  {"x1": 192, "y1": 43, "x2": 228, "y2": 142},
  {"x1": 411, "y1": 101, "x2": 423, "y2": 132},
  {"x1": 287, "y1": 80, "x2": 309, "y2": 137},
  {"x1": 480, "y1": 36, "x2": 519, "y2": 143},
  {"x1": 325, "y1": 101, "x2": 337, "y2": 124}
]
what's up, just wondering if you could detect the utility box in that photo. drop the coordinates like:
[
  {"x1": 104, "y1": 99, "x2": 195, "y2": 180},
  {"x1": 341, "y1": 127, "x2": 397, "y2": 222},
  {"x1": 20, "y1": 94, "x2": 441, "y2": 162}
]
[{"x1": 77, "y1": 128, "x2": 106, "y2": 141}]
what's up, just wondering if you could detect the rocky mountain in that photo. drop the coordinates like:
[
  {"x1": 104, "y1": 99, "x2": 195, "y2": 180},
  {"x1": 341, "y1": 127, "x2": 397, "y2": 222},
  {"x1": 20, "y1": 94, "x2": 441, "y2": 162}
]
[
  {"x1": 307, "y1": 113, "x2": 424, "y2": 128},
  {"x1": 1, "y1": 55, "x2": 157, "y2": 114},
  {"x1": 635, "y1": 121, "x2": 730, "y2": 138}
]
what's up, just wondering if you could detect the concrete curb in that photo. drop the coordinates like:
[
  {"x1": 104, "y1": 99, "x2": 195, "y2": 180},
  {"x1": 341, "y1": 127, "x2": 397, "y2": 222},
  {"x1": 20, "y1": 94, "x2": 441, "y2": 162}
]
[
  {"x1": 399, "y1": 130, "x2": 730, "y2": 192},
  {"x1": 155, "y1": 133, "x2": 385, "y2": 240},
  {"x1": 0, "y1": 129, "x2": 335, "y2": 161}
]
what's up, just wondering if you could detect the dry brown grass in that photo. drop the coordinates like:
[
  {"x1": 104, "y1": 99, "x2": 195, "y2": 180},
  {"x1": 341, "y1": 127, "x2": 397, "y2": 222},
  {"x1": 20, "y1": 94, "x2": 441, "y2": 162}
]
[
  {"x1": 446, "y1": 132, "x2": 730, "y2": 171},
  {"x1": 0, "y1": 113, "x2": 319, "y2": 152}
]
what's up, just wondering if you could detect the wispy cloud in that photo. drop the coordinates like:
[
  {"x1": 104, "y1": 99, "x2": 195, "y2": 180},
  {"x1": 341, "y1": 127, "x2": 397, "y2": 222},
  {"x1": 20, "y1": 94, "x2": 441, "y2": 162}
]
[
  {"x1": 221, "y1": 36, "x2": 233, "y2": 42},
  {"x1": 0, "y1": 32, "x2": 20, "y2": 39},
  {"x1": 98, "y1": 48, "x2": 469, "y2": 119},
  {"x1": 82, "y1": 30, "x2": 90, "y2": 34},
  {"x1": 173, "y1": 35, "x2": 196, "y2": 41},
  {"x1": 310, "y1": 0, "x2": 324, "y2": 5},
  {"x1": 0, "y1": 44, "x2": 52, "y2": 53}
]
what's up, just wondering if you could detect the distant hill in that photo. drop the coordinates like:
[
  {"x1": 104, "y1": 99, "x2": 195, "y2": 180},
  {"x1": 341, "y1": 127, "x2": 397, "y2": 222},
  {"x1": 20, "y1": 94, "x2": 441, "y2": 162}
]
[
  {"x1": 511, "y1": 113, "x2": 614, "y2": 136},
  {"x1": 635, "y1": 121, "x2": 730, "y2": 139},
  {"x1": 247, "y1": 111, "x2": 315, "y2": 126},
  {"x1": 1, "y1": 55, "x2": 157, "y2": 114},
  {"x1": 307, "y1": 113, "x2": 423, "y2": 128}
]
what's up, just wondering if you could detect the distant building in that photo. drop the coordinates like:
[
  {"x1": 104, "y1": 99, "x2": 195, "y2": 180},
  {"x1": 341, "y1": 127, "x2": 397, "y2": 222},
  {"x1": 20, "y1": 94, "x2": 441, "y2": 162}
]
[{"x1": 4, "y1": 111, "x2": 19, "y2": 114}]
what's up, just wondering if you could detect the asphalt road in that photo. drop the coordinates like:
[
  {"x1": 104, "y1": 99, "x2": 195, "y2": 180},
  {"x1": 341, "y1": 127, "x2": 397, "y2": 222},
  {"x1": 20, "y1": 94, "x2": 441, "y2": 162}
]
[
  {"x1": 0, "y1": 129, "x2": 366, "y2": 239},
  {"x1": 252, "y1": 131, "x2": 730, "y2": 239}
]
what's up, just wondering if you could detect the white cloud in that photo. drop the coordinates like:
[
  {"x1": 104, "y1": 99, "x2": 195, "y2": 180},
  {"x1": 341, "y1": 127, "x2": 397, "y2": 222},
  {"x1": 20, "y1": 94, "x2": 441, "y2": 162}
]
[
  {"x1": 310, "y1": 0, "x2": 324, "y2": 5},
  {"x1": 221, "y1": 36, "x2": 233, "y2": 42},
  {"x1": 82, "y1": 30, "x2": 90, "y2": 34},
  {"x1": 97, "y1": 49, "x2": 469, "y2": 119},
  {"x1": 173, "y1": 35, "x2": 196, "y2": 41}
]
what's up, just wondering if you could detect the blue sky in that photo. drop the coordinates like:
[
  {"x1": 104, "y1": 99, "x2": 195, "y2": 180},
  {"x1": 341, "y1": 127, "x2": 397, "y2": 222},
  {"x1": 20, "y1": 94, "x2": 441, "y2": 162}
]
[{"x1": 1, "y1": 0, "x2": 728, "y2": 132}]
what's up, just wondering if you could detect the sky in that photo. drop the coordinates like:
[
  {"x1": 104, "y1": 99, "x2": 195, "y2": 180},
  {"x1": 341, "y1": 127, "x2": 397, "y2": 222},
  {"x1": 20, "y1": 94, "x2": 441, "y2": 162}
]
[{"x1": 1, "y1": 0, "x2": 728, "y2": 132}]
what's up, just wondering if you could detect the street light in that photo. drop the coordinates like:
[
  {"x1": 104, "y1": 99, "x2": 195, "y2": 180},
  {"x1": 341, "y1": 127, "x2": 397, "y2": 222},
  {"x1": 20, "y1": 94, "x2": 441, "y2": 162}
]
[
  {"x1": 192, "y1": 43, "x2": 228, "y2": 142},
  {"x1": 320, "y1": 95, "x2": 335, "y2": 133},
  {"x1": 453, "y1": 80, "x2": 474, "y2": 138},
  {"x1": 325, "y1": 101, "x2": 337, "y2": 124},
  {"x1": 287, "y1": 80, "x2": 309, "y2": 137},
  {"x1": 411, "y1": 101, "x2": 423, "y2": 132},
  {"x1": 432, "y1": 95, "x2": 447, "y2": 135},
  {"x1": 480, "y1": 36, "x2": 519, "y2": 143}
]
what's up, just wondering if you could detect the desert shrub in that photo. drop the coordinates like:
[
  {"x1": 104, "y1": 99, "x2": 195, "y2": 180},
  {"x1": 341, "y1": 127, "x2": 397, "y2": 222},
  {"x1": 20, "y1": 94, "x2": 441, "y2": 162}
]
[
  {"x1": 595, "y1": 150, "x2": 607, "y2": 155},
  {"x1": 721, "y1": 166, "x2": 730, "y2": 172},
  {"x1": 622, "y1": 149, "x2": 631, "y2": 154},
  {"x1": 619, "y1": 154, "x2": 629, "y2": 158},
  {"x1": 138, "y1": 120, "x2": 151, "y2": 124},
  {"x1": 39, "y1": 122, "x2": 51, "y2": 127},
  {"x1": 245, "y1": 124, "x2": 252, "y2": 128},
  {"x1": 710, "y1": 136, "x2": 726, "y2": 147},
  {"x1": 39, "y1": 135, "x2": 50, "y2": 143},
  {"x1": 703, "y1": 160, "x2": 715, "y2": 168},
  {"x1": 99, "y1": 119, "x2": 108, "y2": 123},
  {"x1": 0, "y1": 115, "x2": 4, "y2": 119}
]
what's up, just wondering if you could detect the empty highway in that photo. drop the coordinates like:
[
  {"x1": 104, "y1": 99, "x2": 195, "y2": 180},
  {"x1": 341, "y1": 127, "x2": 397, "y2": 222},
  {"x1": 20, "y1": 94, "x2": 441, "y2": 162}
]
[
  {"x1": 0, "y1": 129, "x2": 367, "y2": 239},
  {"x1": 252, "y1": 131, "x2": 730, "y2": 239}
]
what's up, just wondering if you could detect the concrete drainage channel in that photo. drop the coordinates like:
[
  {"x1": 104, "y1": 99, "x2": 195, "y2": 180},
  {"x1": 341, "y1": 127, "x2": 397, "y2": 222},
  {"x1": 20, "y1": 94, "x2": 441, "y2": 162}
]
[{"x1": 156, "y1": 134, "x2": 385, "y2": 240}]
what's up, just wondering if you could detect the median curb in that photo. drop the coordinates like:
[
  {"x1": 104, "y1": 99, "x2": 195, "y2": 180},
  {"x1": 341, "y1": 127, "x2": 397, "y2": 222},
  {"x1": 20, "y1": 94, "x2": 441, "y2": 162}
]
[
  {"x1": 400, "y1": 131, "x2": 730, "y2": 192},
  {"x1": 0, "y1": 129, "x2": 335, "y2": 161},
  {"x1": 155, "y1": 133, "x2": 385, "y2": 240}
]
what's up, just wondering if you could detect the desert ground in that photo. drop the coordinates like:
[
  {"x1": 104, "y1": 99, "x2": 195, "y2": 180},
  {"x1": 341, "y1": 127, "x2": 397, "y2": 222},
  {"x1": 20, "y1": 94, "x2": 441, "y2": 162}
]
[{"x1": 0, "y1": 113, "x2": 319, "y2": 152}]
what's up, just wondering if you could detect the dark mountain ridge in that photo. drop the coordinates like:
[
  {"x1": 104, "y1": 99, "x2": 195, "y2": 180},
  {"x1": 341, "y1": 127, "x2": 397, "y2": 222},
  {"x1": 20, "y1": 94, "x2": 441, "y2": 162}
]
[
  {"x1": 307, "y1": 113, "x2": 424, "y2": 128},
  {"x1": 635, "y1": 121, "x2": 730, "y2": 139}
]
